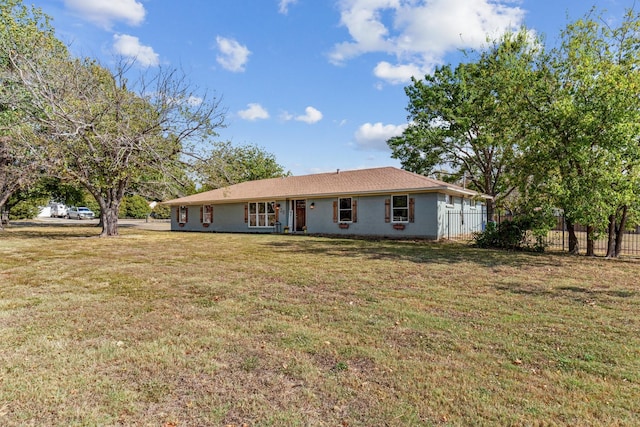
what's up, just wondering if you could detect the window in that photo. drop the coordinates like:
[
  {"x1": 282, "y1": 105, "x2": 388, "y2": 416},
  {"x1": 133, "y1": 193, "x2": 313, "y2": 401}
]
[
  {"x1": 203, "y1": 205, "x2": 213, "y2": 224},
  {"x1": 248, "y1": 202, "x2": 276, "y2": 228},
  {"x1": 339, "y1": 197, "x2": 352, "y2": 222},
  {"x1": 179, "y1": 205, "x2": 188, "y2": 224},
  {"x1": 392, "y1": 195, "x2": 409, "y2": 222},
  {"x1": 445, "y1": 194, "x2": 454, "y2": 206},
  {"x1": 470, "y1": 198, "x2": 477, "y2": 209}
]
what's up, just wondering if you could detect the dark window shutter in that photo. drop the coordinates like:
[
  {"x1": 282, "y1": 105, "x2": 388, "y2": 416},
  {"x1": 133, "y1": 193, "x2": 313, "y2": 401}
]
[
  {"x1": 176, "y1": 207, "x2": 179, "y2": 221},
  {"x1": 385, "y1": 199, "x2": 391, "y2": 223},
  {"x1": 352, "y1": 200, "x2": 358, "y2": 223},
  {"x1": 244, "y1": 204, "x2": 248, "y2": 223},
  {"x1": 185, "y1": 207, "x2": 188, "y2": 223},
  {"x1": 275, "y1": 204, "x2": 279, "y2": 222},
  {"x1": 200, "y1": 206, "x2": 203, "y2": 223},
  {"x1": 333, "y1": 201, "x2": 338, "y2": 223},
  {"x1": 409, "y1": 198, "x2": 415, "y2": 223}
]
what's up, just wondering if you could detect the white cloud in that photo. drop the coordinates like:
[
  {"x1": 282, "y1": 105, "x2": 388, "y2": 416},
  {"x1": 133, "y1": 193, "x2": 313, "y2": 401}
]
[
  {"x1": 373, "y1": 61, "x2": 426, "y2": 84},
  {"x1": 354, "y1": 122, "x2": 408, "y2": 151},
  {"x1": 216, "y1": 36, "x2": 251, "y2": 72},
  {"x1": 238, "y1": 103, "x2": 270, "y2": 121},
  {"x1": 64, "y1": 0, "x2": 145, "y2": 28},
  {"x1": 113, "y1": 34, "x2": 159, "y2": 67},
  {"x1": 330, "y1": 0, "x2": 525, "y2": 84},
  {"x1": 280, "y1": 107, "x2": 323, "y2": 123},
  {"x1": 279, "y1": 111, "x2": 294, "y2": 121},
  {"x1": 329, "y1": 0, "x2": 396, "y2": 65},
  {"x1": 279, "y1": 0, "x2": 298, "y2": 15},
  {"x1": 295, "y1": 106, "x2": 323, "y2": 124}
]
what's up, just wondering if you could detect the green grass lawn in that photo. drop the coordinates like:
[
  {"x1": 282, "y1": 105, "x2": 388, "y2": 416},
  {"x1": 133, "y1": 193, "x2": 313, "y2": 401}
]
[{"x1": 1, "y1": 223, "x2": 639, "y2": 426}]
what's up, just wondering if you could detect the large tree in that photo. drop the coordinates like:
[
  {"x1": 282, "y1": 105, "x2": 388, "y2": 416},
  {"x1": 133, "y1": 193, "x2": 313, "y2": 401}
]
[
  {"x1": 388, "y1": 31, "x2": 539, "y2": 220},
  {"x1": 514, "y1": 8, "x2": 640, "y2": 257},
  {"x1": 0, "y1": 136, "x2": 36, "y2": 229},
  {"x1": 194, "y1": 141, "x2": 290, "y2": 191},
  {"x1": 0, "y1": 0, "x2": 61, "y2": 226},
  {"x1": 5, "y1": 42, "x2": 225, "y2": 236}
]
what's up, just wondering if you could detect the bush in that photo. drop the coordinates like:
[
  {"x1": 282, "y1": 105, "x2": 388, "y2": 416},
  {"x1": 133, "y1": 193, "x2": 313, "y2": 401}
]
[
  {"x1": 474, "y1": 219, "x2": 528, "y2": 250},
  {"x1": 123, "y1": 195, "x2": 151, "y2": 219},
  {"x1": 474, "y1": 209, "x2": 554, "y2": 252},
  {"x1": 8, "y1": 200, "x2": 41, "y2": 220},
  {"x1": 151, "y1": 203, "x2": 171, "y2": 219}
]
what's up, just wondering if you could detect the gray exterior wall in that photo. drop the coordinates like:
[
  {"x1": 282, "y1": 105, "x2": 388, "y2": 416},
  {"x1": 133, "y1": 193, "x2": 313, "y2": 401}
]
[
  {"x1": 170, "y1": 200, "x2": 290, "y2": 233},
  {"x1": 304, "y1": 193, "x2": 439, "y2": 239},
  {"x1": 437, "y1": 194, "x2": 488, "y2": 239},
  {"x1": 170, "y1": 192, "x2": 486, "y2": 240}
]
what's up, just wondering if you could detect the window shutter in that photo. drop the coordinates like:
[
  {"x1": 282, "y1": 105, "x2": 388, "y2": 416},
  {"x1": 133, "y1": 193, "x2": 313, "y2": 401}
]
[
  {"x1": 333, "y1": 201, "x2": 338, "y2": 223},
  {"x1": 200, "y1": 206, "x2": 203, "y2": 223},
  {"x1": 352, "y1": 200, "x2": 358, "y2": 223},
  {"x1": 210, "y1": 205, "x2": 214, "y2": 223},
  {"x1": 409, "y1": 198, "x2": 415, "y2": 223},
  {"x1": 275, "y1": 204, "x2": 279, "y2": 222},
  {"x1": 385, "y1": 199, "x2": 391, "y2": 223},
  {"x1": 176, "y1": 207, "x2": 179, "y2": 221},
  {"x1": 185, "y1": 207, "x2": 188, "y2": 223},
  {"x1": 244, "y1": 204, "x2": 248, "y2": 223}
]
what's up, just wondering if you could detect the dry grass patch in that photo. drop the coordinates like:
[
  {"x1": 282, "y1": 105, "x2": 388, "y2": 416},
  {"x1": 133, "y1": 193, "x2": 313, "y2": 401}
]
[{"x1": 0, "y1": 222, "x2": 639, "y2": 426}]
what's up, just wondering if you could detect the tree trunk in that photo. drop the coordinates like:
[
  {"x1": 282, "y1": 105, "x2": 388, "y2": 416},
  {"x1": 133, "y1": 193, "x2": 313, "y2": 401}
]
[
  {"x1": 486, "y1": 199, "x2": 496, "y2": 225},
  {"x1": 566, "y1": 218, "x2": 579, "y2": 254},
  {"x1": 92, "y1": 181, "x2": 126, "y2": 237},
  {"x1": 606, "y1": 214, "x2": 617, "y2": 258},
  {"x1": 586, "y1": 225, "x2": 595, "y2": 257},
  {"x1": 101, "y1": 206, "x2": 120, "y2": 237},
  {"x1": 614, "y1": 205, "x2": 628, "y2": 258},
  {"x1": 0, "y1": 196, "x2": 11, "y2": 231}
]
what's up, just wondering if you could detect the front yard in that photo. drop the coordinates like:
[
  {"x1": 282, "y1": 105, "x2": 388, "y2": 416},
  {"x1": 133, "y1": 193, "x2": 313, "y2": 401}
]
[{"x1": 1, "y1": 223, "x2": 638, "y2": 425}]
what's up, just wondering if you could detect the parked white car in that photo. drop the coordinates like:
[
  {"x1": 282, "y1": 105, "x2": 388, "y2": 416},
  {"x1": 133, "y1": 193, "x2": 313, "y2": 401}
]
[{"x1": 67, "y1": 206, "x2": 95, "y2": 220}]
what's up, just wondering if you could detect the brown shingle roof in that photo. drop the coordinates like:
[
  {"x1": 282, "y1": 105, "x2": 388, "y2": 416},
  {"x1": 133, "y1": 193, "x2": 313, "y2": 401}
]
[{"x1": 163, "y1": 166, "x2": 487, "y2": 205}]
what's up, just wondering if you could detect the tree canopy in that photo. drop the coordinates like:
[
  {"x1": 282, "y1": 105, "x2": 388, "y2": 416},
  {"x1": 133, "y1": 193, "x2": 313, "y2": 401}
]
[
  {"x1": 513, "y1": 8, "x2": 640, "y2": 257},
  {"x1": 1, "y1": 1, "x2": 228, "y2": 236},
  {"x1": 194, "y1": 141, "x2": 290, "y2": 191},
  {"x1": 390, "y1": 8, "x2": 640, "y2": 257},
  {"x1": 387, "y1": 31, "x2": 539, "y2": 219},
  {"x1": 0, "y1": 0, "x2": 64, "y2": 225}
]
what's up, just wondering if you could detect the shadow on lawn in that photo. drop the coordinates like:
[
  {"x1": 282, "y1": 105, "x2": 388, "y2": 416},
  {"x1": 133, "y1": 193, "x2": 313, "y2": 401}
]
[
  {"x1": 556, "y1": 286, "x2": 636, "y2": 298},
  {"x1": 1, "y1": 222, "x2": 100, "y2": 239},
  {"x1": 495, "y1": 283, "x2": 637, "y2": 301},
  {"x1": 2, "y1": 220, "x2": 169, "y2": 239},
  {"x1": 264, "y1": 237, "x2": 562, "y2": 269}
]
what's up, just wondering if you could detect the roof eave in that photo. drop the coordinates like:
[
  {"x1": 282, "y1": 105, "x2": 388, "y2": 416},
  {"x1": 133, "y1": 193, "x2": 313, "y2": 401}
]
[{"x1": 162, "y1": 186, "x2": 491, "y2": 205}]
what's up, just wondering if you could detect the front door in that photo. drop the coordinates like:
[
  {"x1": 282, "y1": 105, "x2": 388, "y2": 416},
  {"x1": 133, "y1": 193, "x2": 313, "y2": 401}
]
[{"x1": 295, "y1": 200, "x2": 306, "y2": 232}]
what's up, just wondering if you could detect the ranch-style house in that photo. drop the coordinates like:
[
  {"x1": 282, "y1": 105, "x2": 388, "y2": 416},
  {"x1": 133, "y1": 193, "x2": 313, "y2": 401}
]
[{"x1": 162, "y1": 166, "x2": 490, "y2": 239}]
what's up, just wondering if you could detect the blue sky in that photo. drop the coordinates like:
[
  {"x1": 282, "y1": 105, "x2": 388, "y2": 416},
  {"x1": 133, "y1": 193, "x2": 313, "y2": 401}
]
[{"x1": 30, "y1": 0, "x2": 632, "y2": 176}]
